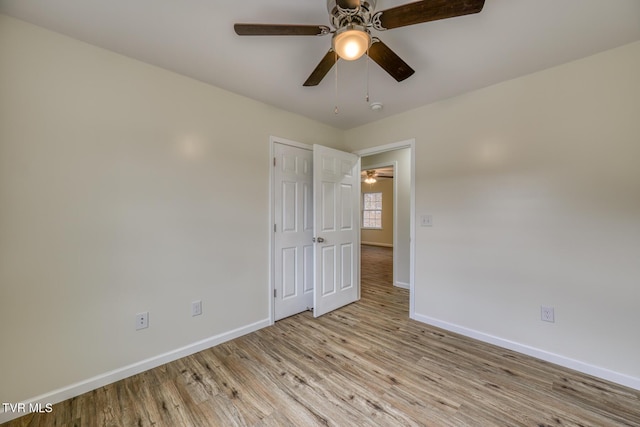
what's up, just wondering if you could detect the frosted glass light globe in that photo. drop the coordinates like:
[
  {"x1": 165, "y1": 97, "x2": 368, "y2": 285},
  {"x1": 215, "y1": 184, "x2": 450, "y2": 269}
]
[{"x1": 332, "y1": 26, "x2": 370, "y2": 61}]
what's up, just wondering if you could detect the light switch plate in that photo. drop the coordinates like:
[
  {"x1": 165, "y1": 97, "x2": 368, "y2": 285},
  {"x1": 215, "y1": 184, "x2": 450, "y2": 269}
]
[
  {"x1": 192, "y1": 300, "x2": 202, "y2": 317},
  {"x1": 420, "y1": 215, "x2": 433, "y2": 227}
]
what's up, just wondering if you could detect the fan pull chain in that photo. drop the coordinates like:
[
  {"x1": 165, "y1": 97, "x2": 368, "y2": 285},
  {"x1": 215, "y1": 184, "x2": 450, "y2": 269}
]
[
  {"x1": 334, "y1": 51, "x2": 339, "y2": 115},
  {"x1": 365, "y1": 45, "x2": 370, "y2": 103}
]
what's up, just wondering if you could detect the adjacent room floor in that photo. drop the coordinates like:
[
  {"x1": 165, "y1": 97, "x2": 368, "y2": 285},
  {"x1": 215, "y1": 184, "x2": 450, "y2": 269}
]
[{"x1": 4, "y1": 245, "x2": 639, "y2": 426}]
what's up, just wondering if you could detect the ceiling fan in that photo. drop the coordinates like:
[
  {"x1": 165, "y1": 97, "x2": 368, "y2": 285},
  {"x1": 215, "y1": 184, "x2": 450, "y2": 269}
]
[{"x1": 234, "y1": 0, "x2": 486, "y2": 87}]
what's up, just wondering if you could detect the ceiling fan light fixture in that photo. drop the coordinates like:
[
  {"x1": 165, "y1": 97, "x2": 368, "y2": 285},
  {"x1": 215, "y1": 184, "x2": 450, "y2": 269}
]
[
  {"x1": 332, "y1": 25, "x2": 370, "y2": 60},
  {"x1": 364, "y1": 170, "x2": 377, "y2": 184}
]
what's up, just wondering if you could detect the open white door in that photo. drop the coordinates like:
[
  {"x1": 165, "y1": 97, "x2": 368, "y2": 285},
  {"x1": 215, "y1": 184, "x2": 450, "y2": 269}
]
[{"x1": 313, "y1": 144, "x2": 360, "y2": 317}]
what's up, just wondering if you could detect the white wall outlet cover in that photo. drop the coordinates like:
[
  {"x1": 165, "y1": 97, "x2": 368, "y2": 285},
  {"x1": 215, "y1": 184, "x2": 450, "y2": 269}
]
[
  {"x1": 135, "y1": 312, "x2": 149, "y2": 330},
  {"x1": 541, "y1": 306, "x2": 555, "y2": 323}
]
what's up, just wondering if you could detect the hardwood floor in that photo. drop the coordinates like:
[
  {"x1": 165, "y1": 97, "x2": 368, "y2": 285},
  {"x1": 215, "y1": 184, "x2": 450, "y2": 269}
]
[{"x1": 4, "y1": 245, "x2": 639, "y2": 426}]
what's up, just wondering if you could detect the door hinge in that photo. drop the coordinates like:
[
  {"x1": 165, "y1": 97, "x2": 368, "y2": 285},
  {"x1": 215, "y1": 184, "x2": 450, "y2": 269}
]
[
  {"x1": 273, "y1": 157, "x2": 276, "y2": 167},
  {"x1": 274, "y1": 289, "x2": 277, "y2": 298},
  {"x1": 274, "y1": 224, "x2": 276, "y2": 232}
]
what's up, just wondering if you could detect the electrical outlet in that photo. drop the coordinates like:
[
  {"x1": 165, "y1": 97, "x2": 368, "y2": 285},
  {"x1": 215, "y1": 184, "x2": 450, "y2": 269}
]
[
  {"x1": 136, "y1": 312, "x2": 149, "y2": 330},
  {"x1": 191, "y1": 300, "x2": 202, "y2": 317},
  {"x1": 541, "y1": 306, "x2": 555, "y2": 323}
]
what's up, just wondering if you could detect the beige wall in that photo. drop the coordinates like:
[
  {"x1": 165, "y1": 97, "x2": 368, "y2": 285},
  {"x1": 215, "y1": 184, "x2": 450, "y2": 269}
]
[
  {"x1": 345, "y1": 41, "x2": 640, "y2": 386},
  {"x1": 361, "y1": 178, "x2": 394, "y2": 246},
  {"x1": 0, "y1": 14, "x2": 343, "y2": 408}
]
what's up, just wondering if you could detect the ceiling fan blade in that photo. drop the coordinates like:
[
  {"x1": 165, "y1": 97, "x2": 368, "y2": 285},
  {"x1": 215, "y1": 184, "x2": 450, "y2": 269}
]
[
  {"x1": 367, "y1": 39, "x2": 415, "y2": 82},
  {"x1": 303, "y1": 50, "x2": 338, "y2": 86},
  {"x1": 234, "y1": 23, "x2": 330, "y2": 36},
  {"x1": 372, "y1": 0, "x2": 485, "y2": 30}
]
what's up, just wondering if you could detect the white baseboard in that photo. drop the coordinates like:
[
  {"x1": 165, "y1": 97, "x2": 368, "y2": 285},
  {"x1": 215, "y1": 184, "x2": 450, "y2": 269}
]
[
  {"x1": 0, "y1": 318, "x2": 271, "y2": 424},
  {"x1": 394, "y1": 281, "x2": 410, "y2": 290},
  {"x1": 413, "y1": 313, "x2": 640, "y2": 391},
  {"x1": 361, "y1": 241, "x2": 393, "y2": 248}
]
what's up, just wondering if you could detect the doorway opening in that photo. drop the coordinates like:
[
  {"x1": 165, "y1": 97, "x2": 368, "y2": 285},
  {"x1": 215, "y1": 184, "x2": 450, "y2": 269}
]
[
  {"x1": 356, "y1": 140, "x2": 415, "y2": 318},
  {"x1": 360, "y1": 162, "x2": 399, "y2": 286}
]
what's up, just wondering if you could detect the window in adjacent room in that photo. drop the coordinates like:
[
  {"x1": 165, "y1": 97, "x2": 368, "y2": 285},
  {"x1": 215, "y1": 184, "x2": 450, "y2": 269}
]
[{"x1": 362, "y1": 192, "x2": 382, "y2": 229}]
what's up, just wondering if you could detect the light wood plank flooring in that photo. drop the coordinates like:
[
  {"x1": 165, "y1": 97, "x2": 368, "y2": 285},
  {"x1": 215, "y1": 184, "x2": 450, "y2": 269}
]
[{"x1": 4, "y1": 245, "x2": 639, "y2": 426}]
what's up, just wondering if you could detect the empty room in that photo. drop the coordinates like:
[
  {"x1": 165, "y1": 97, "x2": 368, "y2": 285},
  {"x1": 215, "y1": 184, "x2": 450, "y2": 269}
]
[{"x1": 1, "y1": 0, "x2": 639, "y2": 425}]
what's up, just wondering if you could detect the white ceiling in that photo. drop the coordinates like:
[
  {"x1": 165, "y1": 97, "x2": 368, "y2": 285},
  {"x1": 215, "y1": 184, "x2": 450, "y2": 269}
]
[{"x1": 1, "y1": 0, "x2": 639, "y2": 130}]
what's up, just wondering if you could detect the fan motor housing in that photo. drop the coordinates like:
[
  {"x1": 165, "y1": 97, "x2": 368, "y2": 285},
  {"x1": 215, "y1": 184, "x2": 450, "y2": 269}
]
[{"x1": 327, "y1": 0, "x2": 377, "y2": 29}]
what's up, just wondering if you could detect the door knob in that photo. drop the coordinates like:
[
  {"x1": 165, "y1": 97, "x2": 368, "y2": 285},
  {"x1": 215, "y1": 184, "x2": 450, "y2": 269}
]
[{"x1": 317, "y1": 237, "x2": 325, "y2": 243}]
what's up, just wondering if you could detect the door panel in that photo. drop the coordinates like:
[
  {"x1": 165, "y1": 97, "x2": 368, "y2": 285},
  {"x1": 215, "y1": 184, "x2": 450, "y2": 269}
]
[
  {"x1": 274, "y1": 143, "x2": 314, "y2": 320},
  {"x1": 282, "y1": 247, "x2": 297, "y2": 298},
  {"x1": 313, "y1": 144, "x2": 360, "y2": 317},
  {"x1": 341, "y1": 243, "x2": 354, "y2": 290},
  {"x1": 321, "y1": 181, "x2": 336, "y2": 231},
  {"x1": 282, "y1": 181, "x2": 297, "y2": 232},
  {"x1": 321, "y1": 246, "x2": 336, "y2": 296},
  {"x1": 340, "y1": 184, "x2": 353, "y2": 229}
]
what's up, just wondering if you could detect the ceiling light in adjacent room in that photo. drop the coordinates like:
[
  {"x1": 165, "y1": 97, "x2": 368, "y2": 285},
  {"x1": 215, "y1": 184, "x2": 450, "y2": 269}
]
[{"x1": 364, "y1": 170, "x2": 377, "y2": 184}]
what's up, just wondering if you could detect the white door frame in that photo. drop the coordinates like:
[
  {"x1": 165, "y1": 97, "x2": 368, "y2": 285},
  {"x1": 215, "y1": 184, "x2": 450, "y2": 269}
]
[
  {"x1": 269, "y1": 136, "x2": 313, "y2": 325},
  {"x1": 354, "y1": 139, "x2": 416, "y2": 319}
]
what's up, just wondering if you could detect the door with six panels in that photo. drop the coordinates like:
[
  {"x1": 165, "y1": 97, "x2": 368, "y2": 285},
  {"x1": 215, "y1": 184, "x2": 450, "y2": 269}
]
[{"x1": 273, "y1": 143, "x2": 314, "y2": 320}]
